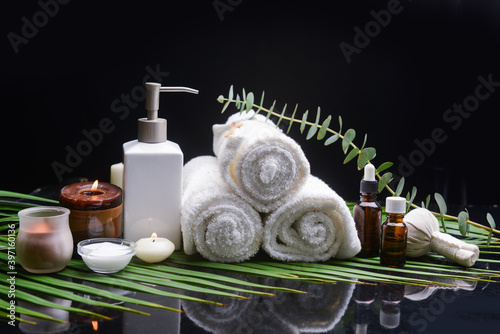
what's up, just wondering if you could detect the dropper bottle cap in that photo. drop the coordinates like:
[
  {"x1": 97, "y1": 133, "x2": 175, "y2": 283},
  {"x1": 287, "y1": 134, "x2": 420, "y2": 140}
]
[
  {"x1": 360, "y1": 163, "x2": 378, "y2": 194},
  {"x1": 138, "y1": 83, "x2": 199, "y2": 143},
  {"x1": 385, "y1": 196, "x2": 406, "y2": 214}
]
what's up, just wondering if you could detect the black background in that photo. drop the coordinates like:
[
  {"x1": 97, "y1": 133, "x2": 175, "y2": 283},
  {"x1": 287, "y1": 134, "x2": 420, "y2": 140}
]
[{"x1": 1, "y1": 0, "x2": 499, "y2": 209}]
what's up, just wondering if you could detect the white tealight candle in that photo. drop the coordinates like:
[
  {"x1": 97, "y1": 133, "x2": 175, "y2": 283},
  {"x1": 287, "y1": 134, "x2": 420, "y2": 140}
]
[
  {"x1": 78, "y1": 239, "x2": 136, "y2": 273},
  {"x1": 135, "y1": 233, "x2": 175, "y2": 263}
]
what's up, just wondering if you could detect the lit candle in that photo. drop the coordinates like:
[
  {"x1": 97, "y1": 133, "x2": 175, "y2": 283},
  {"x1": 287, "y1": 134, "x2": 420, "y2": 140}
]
[
  {"x1": 135, "y1": 232, "x2": 175, "y2": 263},
  {"x1": 59, "y1": 180, "x2": 123, "y2": 243},
  {"x1": 17, "y1": 207, "x2": 73, "y2": 273}
]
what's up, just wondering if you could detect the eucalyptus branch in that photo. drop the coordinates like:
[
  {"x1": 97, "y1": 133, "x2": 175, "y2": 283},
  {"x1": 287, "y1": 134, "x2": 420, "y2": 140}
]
[{"x1": 217, "y1": 86, "x2": 499, "y2": 238}]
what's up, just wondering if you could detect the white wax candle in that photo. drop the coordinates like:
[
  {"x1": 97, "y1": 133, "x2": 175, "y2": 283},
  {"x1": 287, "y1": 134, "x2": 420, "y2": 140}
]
[
  {"x1": 80, "y1": 242, "x2": 134, "y2": 273},
  {"x1": 135, "y1": 236, "x2": 175, "y2": 263},
  {"x1": 110, "y1": 163, "x2": 124, "y2": 189}
]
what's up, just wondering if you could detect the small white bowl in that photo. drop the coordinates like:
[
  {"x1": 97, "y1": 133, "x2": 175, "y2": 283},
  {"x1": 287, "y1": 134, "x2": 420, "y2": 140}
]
[{"x1": 77, "y1": 238, "x2": 136, "y2": 274}]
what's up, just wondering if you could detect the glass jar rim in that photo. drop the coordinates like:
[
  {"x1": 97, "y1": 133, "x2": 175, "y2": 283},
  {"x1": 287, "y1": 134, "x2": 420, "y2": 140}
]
[{"x1": 18, "y1": 206, "x2": 70, "y2": 219}]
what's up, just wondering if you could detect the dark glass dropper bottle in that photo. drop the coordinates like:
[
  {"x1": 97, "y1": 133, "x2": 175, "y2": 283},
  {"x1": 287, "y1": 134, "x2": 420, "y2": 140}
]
[
  {"x1": 380, "y1": 196, "x2": 408, "y2": 268},
  {"x1": 353, "y1": 163, "x2": 382, "y2": 257}
]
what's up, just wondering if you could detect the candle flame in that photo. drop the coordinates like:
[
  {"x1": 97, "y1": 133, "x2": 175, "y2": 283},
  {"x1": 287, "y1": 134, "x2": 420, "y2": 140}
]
[
  {"x1": 92, "y1": 320, "x2": 98, "y2": 331},
  {"x1": 151, "y1": 232, "x2": 157, "y2": 238},
  {"x1": 91, "y1": 180, "x2": 99, "y2": 191}
]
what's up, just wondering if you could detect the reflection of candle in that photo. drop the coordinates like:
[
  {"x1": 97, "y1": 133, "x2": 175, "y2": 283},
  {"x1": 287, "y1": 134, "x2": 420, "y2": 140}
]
[
  {"x1": 59, "y1": 180, "x2": 123, "y2": 243},
  {"x1": 135, "y1": 233, "x2": 175, "y2": 263}
]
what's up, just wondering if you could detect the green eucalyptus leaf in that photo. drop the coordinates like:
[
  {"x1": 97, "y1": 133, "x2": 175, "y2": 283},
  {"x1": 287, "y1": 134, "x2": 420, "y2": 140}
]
[
  {"x1": 217, "y1": 95, "x2": 224, "y2": 103},
  {"x1": 465, "y1": 208, "x2": 470, "y2": 234},
  {"x1": 228, "y1": 85, "x2": 234, "y2": 101},
  {"x1": 395, "y1": 177, "x2": 405, "y2": 196},
  {"x1": 235, "y1": 94, "x2": 241, "y2": 108},
  {"x1": 255, "y1": 90, "x2": 265, "y2": 115},
  {"x1": 324, "y1": 134, "x2": 339, "y2": 146},
  {"x1": 406, "y1": 186, "x2": 417, "y2": 211},
  {"x1": 342, "y1": 129, "x2": 356, "y2": 153},
  {"x1": 317, "y1": 115, "x2": 332, "y2": 140},
  {"x1": 221, "y1": 101, "x2": 230, "y2": 113},
  {"x1": 425, "y1": 194, "x2": 431, "y2": 209},
  {"x1": 338, "y1": 115, "x2": 343, "y2": 133},
  {"x1": 246, "y1": 92, "x2": 254, "y2": 112},
  {"x1": 486, "y1": 213, "x2": 496, "y2": 246},
  {"x1": 344, "y1": 148, "x2": 360, "y2": 164},
  {"x1": 361, "y1": 134, "x2": 368, "y2": 150},
  {"x1": 378, "y1": 172, "x2": 393, "y2": 193},
  {"x1": 376, "y1": 162, "x2": 393, "y2": 173},
  {"x1": 306, "y1": 125, "x2": 317, "y2": 140},
  {"x1": 357, "y1": 147, "x2": 376, "y2": 170},
  {"x1": 276, "y1": 103, "x2": 287, "y2": 127},
  {"x1": 287, "y1": 104, "x2": 298, "y2": 134},
  {"x1": 487, "y1": 213, "x2": 496, "y2": 229},
  {"x1": 434, "y1": 193, "x2": 447, "y2": 215},
  {"x1": 267, "y1": 100, "x2": 276, "y2": 121},
  {"x1": 434, "y1": 192, "x2": 448, "y2": 233},
  {"x1": 306, "y1": 107, "x2": 321, "y2": 140},
  {"x1": 458, "y1": 211, "x2": 469, "y2": 237},
  {"x1": 300, "y1": 110, "x2": 309, "y2": 133}
]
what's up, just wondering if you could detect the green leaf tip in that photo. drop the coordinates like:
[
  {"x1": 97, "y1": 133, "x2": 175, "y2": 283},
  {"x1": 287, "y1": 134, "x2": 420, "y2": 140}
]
[
  {"x1": 357, "y1": 147, "x2": 376, "y2": 170},
  {"x1": 343, "y1": 148, "x2": 359, "y2": 164},
  {"x1": 342, "y1": 129, "x2": 356, "y2": 153},
  {"x1": 324, "y1": 134, "x2": 339, "y2": 146},
  {"x1": 458, "y1": 211, "x2": 469, "y2": 237},
  {"x1": 487, "y1": 213, "x2": 496, "y2": 229},
  {"x1": 378, "y1": 172, "x2": 393, "y2": 193},
  {"x1": 434, "y1": 193, "x2": 448, "y2": 233},
  {"x1": 245, "y1": 92, "x2": 254, "y2": 112},
  {"x1": 395, "y1": 177, "x2": 405, "y2": 197}
]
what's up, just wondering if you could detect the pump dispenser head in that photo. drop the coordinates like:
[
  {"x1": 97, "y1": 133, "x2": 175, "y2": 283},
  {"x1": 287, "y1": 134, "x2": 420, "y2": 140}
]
[
  {"x1": 138, "y1": 83, "x2": 199, "y2": 143},
  {"x1": 360, "y1": 163, "x2": 378, "y2": 194}
]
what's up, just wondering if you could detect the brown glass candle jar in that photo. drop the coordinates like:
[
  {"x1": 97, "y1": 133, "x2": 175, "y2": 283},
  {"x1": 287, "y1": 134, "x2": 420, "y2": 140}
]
[{"x1": 59, "y1": 181, "x2": 123, "y2": 243}]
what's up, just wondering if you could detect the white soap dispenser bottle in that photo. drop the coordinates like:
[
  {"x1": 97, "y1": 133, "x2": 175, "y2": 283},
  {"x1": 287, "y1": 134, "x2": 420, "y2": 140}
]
[{"x1": 123, "y1": 82, "x2": 198, "y2": 249}]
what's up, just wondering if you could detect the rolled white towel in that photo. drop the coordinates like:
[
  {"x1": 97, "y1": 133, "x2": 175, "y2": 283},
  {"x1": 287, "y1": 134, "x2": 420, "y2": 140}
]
[
  {"x1": 262, "y1": 175, "x2": 361, "y2": 262},
  {"x1": 213, "y1": 111, "x2": 310, "y2": 213},
  {"x1": 404, "y1": 208, "x2": 480, "y2": 267},
  {"x1": 181, "y1": 156, "x2": 263, "y2": 263}
]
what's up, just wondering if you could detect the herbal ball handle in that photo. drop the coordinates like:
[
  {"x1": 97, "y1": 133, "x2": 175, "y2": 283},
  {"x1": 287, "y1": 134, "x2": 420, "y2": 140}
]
[{"x1": 429, "y1": 231, "x2": 479, "y2": 267}]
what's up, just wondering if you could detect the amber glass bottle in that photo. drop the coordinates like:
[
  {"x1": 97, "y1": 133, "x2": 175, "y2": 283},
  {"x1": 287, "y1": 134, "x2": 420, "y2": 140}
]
[
  {"x1": 380, "y1": 196, "x2": 408, "y2": 268},
  {"x1": 353, "y1": 163, "x2": 382, "y2": 257}
]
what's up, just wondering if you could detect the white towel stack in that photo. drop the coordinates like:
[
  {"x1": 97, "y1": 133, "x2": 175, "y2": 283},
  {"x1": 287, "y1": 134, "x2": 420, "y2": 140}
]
[{"x1": 181, "y1": 111, "x2": 361, "y2": 263}]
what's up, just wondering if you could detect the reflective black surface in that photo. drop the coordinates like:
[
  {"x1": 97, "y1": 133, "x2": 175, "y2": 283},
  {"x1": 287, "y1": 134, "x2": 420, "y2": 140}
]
[{"x1": 2, "y1": 254, "x2": 499, "y2": 334}]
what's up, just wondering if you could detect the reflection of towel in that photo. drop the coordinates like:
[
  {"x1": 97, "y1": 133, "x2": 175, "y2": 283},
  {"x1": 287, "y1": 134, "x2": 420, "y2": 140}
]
[
  {"x1": 181, "y1": 156, "x2": 263, "y2": 263},
  {"x1": 182, "y1": 270, "x2": 355, "y2": 333},
  {"x1": 213, "y1": 111, "x2": 310, "y2": 213},
  {"x1": 267, "y1": 278, "x2": 355, "y2": 333},
  {"x1": 404, "y1": 208, "x2": 479, "y2": 267},
  {"x1": 262, "y1": 175, "x2": 361, "y2": 262},
  {"x1": 181, "y1": 269, "x2": 298, "y2": 334}
]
